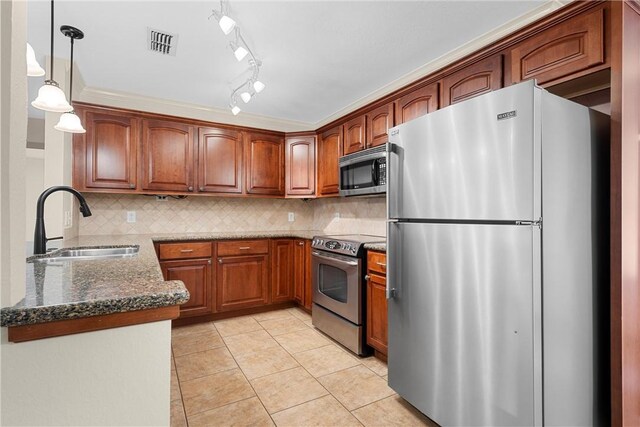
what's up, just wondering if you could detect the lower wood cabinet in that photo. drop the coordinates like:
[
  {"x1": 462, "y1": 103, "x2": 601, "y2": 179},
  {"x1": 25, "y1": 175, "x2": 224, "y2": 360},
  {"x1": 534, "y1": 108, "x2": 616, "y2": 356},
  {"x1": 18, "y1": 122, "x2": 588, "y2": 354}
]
[
  {"x1": 216, "y1": 252, "x2": 270, "y2": 312},
  {"x1": 366, "y1": 251, "x2": 388, "y2": 357},
  {"x1": 271, "y1": 239, "x2": 294, "y2": 303},
  {"x1": 293, "y1": 239, "x2": 313, "y2": 310},
  {"x1": 160, "y1": 258, "x2": 213, "y2": 318}
]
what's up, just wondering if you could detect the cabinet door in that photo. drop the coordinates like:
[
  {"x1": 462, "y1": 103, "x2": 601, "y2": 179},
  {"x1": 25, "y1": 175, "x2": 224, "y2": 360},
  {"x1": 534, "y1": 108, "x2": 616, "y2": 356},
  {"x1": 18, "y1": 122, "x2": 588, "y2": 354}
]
[
  {"x1": 293, "y1": 240, "x2": 306, "y2": 304},
  {"x1": 342, "y1": 115, "x2": 366, "y2": 155},
  {"x1": 141, "y1": 119, "x2": 195, "y2": 192},
  {"x1": 271, "y1": 239, "x2": 294, "y2": 303},
  {"x1": 510, "y1": 8, "x2": 604, "y2": 85},
  {"x1": 83, "y1": 110, "x2": 138, "y2": 190},
  {"x1": 442, "y1": 55, "x2": 503, "y2": 107},
  {"x1": 198, "y1": 127, "x2": 243, "y2": 194},
  {"x1": 285, "y1": 136, "x2": 315, "y2": 196},
  {"x1": 245, "y1": 133, "x2": 285, "y2": 196},
  {"x1": 366, "y1": 272, "x2": 388, "y2": 355},
  {"x1": 216, "y1": 254, "x2": 269, "y2": 312},
  {"x1": 161, "y1": 258, "x2": 213, "y2": 318},
  {"x1": 394, "y1": 83, "x2": 439, "y2": 125},
  {"x1": 366, "y1": 103, "x2": 394, "y2": 148},
  {"x1": 317, "y1": 127, "x2": 341, "y2": 196}
]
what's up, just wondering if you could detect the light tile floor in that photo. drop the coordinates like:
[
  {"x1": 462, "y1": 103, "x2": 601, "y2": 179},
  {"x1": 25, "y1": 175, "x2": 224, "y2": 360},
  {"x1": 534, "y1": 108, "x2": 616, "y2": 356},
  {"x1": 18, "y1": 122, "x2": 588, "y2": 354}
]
[{"x1": 171, "y1": 307, "x2": 437, "y2": 427}]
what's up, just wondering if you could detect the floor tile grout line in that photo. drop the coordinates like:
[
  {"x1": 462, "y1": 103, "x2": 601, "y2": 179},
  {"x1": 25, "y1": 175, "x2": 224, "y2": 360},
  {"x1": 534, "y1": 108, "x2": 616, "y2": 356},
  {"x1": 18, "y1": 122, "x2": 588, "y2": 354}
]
[{"x1": 171, "y1": 346, "x2": 190, "y2": 427}]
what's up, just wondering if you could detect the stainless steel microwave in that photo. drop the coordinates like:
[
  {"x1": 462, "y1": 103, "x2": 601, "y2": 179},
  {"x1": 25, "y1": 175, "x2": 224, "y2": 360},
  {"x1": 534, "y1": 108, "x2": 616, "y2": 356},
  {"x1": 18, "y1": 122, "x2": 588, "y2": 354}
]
[{"x1": 338, "y1": 144, "x2": 387, "y2": 197}]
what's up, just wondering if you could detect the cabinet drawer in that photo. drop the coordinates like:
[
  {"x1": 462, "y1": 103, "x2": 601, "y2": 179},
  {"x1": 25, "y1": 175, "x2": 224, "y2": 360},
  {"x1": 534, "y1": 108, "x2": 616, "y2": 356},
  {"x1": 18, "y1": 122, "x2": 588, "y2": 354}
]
[
  {"x1": 367, "y1": 251, "x2": 387, "y2": 275},
  {"x1": 217, "y1": 239, "x2": 269, "y2": 256},
  {"x1": 158, "y1": 242, "x2": 212, "y2": 260}
]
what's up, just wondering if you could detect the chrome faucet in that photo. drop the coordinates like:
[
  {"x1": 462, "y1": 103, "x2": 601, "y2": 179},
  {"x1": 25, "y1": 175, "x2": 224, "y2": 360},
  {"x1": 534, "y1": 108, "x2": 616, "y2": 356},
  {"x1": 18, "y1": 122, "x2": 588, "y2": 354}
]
[{"x1": 33, "y1": 186, "x2": 92, "y2": 255}]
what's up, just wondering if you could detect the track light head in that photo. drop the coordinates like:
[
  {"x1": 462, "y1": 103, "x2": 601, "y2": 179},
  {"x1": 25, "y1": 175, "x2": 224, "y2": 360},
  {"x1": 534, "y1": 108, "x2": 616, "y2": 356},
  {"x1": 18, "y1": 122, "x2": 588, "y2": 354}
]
[
  {"x1": 219, "y1": 15, "x2": 236, "y2": 35},
  {"x1": 231, "y1": 105, "x2": 241, "y2": 115},
  {"x1": 253, "y1": 80, "x2": 265, "y2": 93},
  {"x1": 232, "y1": 43, "x2": 248, "y2": 61},
  {"x1": 240, "y1": 91, "x2": 252, "y2": 103}
]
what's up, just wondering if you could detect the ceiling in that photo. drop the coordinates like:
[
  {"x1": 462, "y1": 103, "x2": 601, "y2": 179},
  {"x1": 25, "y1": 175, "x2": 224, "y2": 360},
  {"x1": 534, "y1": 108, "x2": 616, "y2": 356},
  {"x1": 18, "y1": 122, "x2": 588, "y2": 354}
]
[{"x1": 27, "y1": 0, "x2": 552, "y2": 126}]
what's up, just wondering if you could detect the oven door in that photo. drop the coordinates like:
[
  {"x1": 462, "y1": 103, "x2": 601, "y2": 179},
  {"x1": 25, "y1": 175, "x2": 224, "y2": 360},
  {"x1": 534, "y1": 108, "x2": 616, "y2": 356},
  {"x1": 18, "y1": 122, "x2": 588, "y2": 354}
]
[{"x1": 312, "y1": 249, "x2": 362, "y2": 325}]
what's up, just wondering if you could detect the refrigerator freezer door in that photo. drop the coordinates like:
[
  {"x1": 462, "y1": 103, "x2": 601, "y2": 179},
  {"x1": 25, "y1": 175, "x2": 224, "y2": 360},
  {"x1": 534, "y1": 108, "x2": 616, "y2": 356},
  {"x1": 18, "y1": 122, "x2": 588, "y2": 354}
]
[
  {"x1": 388, "y1": 80, "x2": 540, "y2": 221},
  {"x1": 387, "y1": 222, "x2": 540, "y2": 426}
]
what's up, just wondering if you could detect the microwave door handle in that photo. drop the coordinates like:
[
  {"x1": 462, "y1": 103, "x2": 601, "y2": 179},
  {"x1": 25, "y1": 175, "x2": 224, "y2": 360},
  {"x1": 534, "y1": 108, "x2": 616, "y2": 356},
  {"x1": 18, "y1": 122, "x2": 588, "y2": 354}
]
[{"x1": 372, "y1": 160, "x2": 379, "y2": 185}]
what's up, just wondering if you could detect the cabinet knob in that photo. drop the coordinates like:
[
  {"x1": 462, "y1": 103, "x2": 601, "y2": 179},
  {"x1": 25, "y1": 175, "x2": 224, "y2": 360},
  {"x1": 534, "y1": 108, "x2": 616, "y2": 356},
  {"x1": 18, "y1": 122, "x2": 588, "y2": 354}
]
[
  {"x1": 208, "y1": 259, "x2": 212, "y2": 265},
  {"x1": 188, "y1": 186, "x2": 194, "y2": 192},
  {"x1": 199, "y1": 186, "x2": 205, "y2": 192},
  {"x1": 298, "y1": 242, "x2": 304, "y2": 246},
  {"x1": 364, "y1": 275, "x2": 371, "y2": 281},
  {"x1": 218, "y1": 258, "x2": 223, "y2": 264},
  {"x1": 129, "y1": 183, "x2": 135, "y2": 189}
]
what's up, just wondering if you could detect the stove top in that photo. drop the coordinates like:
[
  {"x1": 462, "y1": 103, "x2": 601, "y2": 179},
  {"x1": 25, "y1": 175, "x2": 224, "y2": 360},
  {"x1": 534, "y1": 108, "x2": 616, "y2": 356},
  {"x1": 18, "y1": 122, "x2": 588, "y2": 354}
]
[{"x1": 311, "y1": 234, "x2": 385, "y2": 257}]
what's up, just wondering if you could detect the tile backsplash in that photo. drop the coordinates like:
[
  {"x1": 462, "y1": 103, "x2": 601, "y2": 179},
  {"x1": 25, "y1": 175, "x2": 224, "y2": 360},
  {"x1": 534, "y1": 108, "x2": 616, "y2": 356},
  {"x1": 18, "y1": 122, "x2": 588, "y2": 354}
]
[{"x1": 78, "y1": 194, "x2": 386, "y2": 237}]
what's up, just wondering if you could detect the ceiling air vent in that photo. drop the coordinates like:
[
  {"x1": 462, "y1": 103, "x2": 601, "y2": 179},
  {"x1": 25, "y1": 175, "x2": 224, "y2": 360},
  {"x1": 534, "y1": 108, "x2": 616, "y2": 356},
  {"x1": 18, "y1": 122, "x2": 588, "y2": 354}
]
[{"x1": 147, "y1": 28, "x2": 178, "y2": 56}]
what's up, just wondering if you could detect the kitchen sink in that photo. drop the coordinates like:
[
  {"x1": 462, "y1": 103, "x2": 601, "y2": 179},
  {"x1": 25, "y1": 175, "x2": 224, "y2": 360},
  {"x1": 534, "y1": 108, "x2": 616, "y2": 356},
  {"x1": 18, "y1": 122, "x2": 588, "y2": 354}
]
[{"x1": 29, "y1": 245, "x2": 140, "y2": 263}]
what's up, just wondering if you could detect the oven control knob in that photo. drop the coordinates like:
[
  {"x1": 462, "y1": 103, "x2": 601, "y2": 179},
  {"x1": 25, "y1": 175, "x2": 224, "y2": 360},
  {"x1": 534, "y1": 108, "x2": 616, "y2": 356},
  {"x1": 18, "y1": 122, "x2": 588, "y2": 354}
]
[{"x1": 351, "y1": 248, "x2": 357, "y2": 254}]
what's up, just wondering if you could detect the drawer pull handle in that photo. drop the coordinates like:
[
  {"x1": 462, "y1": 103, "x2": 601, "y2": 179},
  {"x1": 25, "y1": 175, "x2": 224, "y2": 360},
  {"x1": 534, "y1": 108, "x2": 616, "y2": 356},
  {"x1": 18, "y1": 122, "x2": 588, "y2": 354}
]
[
  {"x1": 376, "y1": 262, "x2": 386, "y2": 267},
  {"x1": 298, "y1": 242, "x2": 304, "y2": 246},
  {"x1": 180, "y1": 249, "x2": 194, "y2": 253},
  {"x1": 239, "y1": 246, "x2": 251, "y2": 250}
]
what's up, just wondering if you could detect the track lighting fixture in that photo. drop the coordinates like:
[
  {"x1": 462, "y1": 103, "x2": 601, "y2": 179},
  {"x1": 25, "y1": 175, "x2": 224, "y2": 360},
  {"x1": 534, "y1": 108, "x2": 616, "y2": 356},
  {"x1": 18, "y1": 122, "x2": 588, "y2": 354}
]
[
  {"x1": 54, "y1": 25, "x2": 85, "y2": 134},
  {"x1": 211, "y1": 0, "x2": 266, "y2": 116},
  {"x1": 26, "y1": 43, "x2": 45, "y2": 77},
  {"x1": 32, "y1": 0, "x2": 72, "y2": 113}
]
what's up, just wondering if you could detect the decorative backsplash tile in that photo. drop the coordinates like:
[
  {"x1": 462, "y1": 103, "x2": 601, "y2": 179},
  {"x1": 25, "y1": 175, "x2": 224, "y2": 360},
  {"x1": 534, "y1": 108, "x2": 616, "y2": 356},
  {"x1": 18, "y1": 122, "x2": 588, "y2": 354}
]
[{"x1": 78, "y1": 194, "x2": 387, "y2": 237}]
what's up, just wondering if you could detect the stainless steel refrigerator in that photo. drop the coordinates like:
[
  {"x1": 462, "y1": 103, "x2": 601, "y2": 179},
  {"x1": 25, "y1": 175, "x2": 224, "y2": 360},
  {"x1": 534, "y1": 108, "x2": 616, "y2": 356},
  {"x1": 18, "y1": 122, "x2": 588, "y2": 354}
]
[{"x1": 386, "y1": 80, "x2": 610, "y2": 427}]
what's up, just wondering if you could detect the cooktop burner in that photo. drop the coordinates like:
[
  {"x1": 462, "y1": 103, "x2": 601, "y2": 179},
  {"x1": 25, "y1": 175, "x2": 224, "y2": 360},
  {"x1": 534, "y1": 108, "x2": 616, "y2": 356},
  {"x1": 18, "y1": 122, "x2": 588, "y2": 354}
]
[{"x1": 311, "y1": 234, "x2": 385, "y2": 257}]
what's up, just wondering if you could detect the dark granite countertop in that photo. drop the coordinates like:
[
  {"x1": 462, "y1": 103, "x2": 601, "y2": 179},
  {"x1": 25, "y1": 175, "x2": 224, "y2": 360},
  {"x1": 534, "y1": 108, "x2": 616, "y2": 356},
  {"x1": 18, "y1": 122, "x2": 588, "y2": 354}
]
[
  {"x1": 0, "y1": 230, "x2": 324, "y2": 328},
  {"x1": 364, "y1": 242, "x2": 387, "y2": 252}
]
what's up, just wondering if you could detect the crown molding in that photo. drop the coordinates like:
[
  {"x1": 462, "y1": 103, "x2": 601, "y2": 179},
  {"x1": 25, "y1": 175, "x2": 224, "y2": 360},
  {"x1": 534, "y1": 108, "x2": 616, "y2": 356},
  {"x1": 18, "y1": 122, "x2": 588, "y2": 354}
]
[{"x1": 76, "y1": 86, "x2": 313, "y2": 133}]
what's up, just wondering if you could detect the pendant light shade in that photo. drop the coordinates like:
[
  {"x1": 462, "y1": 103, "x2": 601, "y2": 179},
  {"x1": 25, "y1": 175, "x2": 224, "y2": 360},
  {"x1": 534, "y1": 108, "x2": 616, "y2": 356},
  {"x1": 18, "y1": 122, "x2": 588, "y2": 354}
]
[
  {"x1": 231, "y1": 105, "x2": 241, "y2": 115},
  {"x1": 253, "y1": 80, "x2": 265, "y2": 93},
  {"x1": 218, "y1": 15, "x2": 236, "y2": 35},
  {"x1": 55, "y1": 25, "x2": 85, "y2": 134},
  {"x1": 240, "y1": 91, "x2": 252, "y2": 103},
  {"x1": 32, "y1": 81, "x2": 72, "y2": 112},
  {"x1": 26, "y1": 43, "x2": 45, "y2": 77},
  {"x1": 54, "y1": 111, "x2": 85, "y2": 133},
  {"x1": 33, "y1": 0, "x2": 72, "y2": 112}
]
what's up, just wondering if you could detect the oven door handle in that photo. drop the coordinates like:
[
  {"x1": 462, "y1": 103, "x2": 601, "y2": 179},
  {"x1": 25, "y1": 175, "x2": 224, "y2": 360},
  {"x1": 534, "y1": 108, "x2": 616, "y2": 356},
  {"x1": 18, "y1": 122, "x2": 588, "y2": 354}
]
[{"x1": 311, "y1": 251, "x2": 359, "y2": 266}]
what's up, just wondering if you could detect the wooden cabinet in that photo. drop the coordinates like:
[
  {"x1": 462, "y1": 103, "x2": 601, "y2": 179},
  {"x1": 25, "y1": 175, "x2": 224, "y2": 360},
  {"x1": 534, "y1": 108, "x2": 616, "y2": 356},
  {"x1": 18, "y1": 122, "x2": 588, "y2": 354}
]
[
  {"x1": 317, "y1": 126, "x2": 341, "y2": 196},
  {"x1": 366, "y1": 103, "x2": 394, "y2": 148},
  {"x1": 285, "y1": 135, "x2": 315, "y2": 197},
  {"x1": 245, "y1": 132, "x2": 285, "y2": 196},
  {"x1": 442, "y1": 55, "x2": 503, "y2": 107},
  {"x1": 366, "y1": 251, "x2": 387, "y2": 358},
  {"x1": 394, "y1": 83, "x2": 439, "y2": 124},
  {"x1": 342, "y1": 115, "x2": 366, "y2": 155},
  {"x1": 81, "y1": 110, "x2": 139, "y2": 191},
  {"x1": 510, "y1": 8, "x2": 604, "y2": 85},
  {"x1": 271, "y1": 239, "x2": 294, "y2": 303},
  {"x1": 198, "y1": 127, "x2": 243, "y2": 194},
  {"x1": 216, "y1": 240, "x2": 270, "y2": 312},
  {"x1": 141, "y1": 119, "x2": 196, "y2": 192},
  {"x1": 157, "y1": 241, "x2": 214, "y2": 318},
  {"x1": 293, "y1": 239, "x2": 312, "y2": 310}
]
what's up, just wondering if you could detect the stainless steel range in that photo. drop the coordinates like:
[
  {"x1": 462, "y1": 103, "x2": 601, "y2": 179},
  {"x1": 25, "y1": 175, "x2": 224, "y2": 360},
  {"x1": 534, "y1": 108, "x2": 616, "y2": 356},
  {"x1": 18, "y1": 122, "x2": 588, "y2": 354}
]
[{"x1": 311, "y1": 234, "x2": 385, "y2": 356}]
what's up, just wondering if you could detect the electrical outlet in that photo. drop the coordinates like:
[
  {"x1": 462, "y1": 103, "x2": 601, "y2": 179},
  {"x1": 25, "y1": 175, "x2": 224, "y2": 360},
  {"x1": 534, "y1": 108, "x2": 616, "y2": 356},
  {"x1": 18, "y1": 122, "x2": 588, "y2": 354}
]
[
  {"x1": 63, "y1": 211, "x2": 72, "y2": 228},
  {"x1": 126, "y1": 211, "x2": 136, "y2": 223},
  {"x1": 288, "y1": 212, "x2": 295, "y2": 222},
  {"x1": 334, "y1": 212, "x2": 340, "y2": 219},
  {"x1": 156, "y1": 195, "x2": 168, "y2": 201}
]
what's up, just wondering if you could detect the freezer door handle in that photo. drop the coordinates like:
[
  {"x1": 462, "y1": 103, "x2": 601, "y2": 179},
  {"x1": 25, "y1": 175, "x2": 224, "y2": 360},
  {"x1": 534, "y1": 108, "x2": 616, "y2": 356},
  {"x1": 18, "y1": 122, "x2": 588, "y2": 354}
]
[{"x1": 386, "y1": 220, "x2": 397, "y2": 300}]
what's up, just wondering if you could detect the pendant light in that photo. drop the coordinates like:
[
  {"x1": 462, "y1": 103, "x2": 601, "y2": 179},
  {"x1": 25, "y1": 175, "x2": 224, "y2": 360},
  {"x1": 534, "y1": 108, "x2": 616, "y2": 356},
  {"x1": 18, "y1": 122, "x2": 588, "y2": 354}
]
[
  {"x1": 26, "y1": 43, "x2": 45, "y2": 77},
  {"x1": 32, "y1": 0, "x2": 72, "y2": 113},
  {"x1": 54, "y1": 25, "x2": 85, "y2": 134}
]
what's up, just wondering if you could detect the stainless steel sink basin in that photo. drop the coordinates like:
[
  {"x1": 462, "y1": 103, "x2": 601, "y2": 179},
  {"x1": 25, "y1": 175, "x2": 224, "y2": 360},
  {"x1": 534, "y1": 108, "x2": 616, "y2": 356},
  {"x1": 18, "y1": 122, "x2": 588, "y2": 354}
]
[{"x1": 29, "y1": 245, "x2": 140, "y2": 263}]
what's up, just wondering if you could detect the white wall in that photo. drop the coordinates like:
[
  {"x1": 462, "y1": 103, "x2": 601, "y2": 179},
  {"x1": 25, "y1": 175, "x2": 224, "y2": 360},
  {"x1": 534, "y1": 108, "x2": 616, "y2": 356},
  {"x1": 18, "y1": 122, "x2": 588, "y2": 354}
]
[
  {"x1": 1, "y1": 321, "x2": 172, "y2": 427},
  {"x1": 25, "y1": 148, "x2": 44, "y2": 242}
]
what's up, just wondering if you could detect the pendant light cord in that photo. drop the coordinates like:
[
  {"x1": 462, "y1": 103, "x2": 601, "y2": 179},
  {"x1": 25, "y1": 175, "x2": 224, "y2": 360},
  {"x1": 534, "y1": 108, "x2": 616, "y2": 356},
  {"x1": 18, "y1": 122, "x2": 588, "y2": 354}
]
[{"x1": 49, "y1": 0, "x2": 54, "y2": 79}]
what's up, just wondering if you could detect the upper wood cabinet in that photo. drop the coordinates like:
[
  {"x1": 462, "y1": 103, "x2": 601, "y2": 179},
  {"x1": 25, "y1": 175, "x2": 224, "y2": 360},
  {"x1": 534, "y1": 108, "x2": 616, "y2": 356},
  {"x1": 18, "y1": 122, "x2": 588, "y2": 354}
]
[
  {"x1": 394, "y1": 82, "x2": 439, "y2": 124},
  {"x1": 342, "y1": 115, "x2": 366, "y2": 155},
  {"x1": 198, "y1": 127, "x2": 243, "y2": 194},
  {"x1": 271, "y1": 239, "x2": 294, "y2": 303},
  {"x1": 442, "y1": 55, "x2": 503, "y2": 107},
  {"x1": 510, "y1": 8, "x2": 604, "y2": 85},
  {"x1": 317, "y1": 126, "x2": 341, "y2": 196},
  {"x1": 141, "y1": 119, "x2": 196, "y2": 193},
  {"x1": 366, "y1": 102, "x2": 394, "y2": 148},
  {"x1": 285, "y1": 135, "x2": 315, "y2": 197},
  {"x1": 81, "y1": 110, "x2": 139, "y2": 190},
  {"x1": 245, "y1": 132, "x2": 285, "y2": 196}
]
